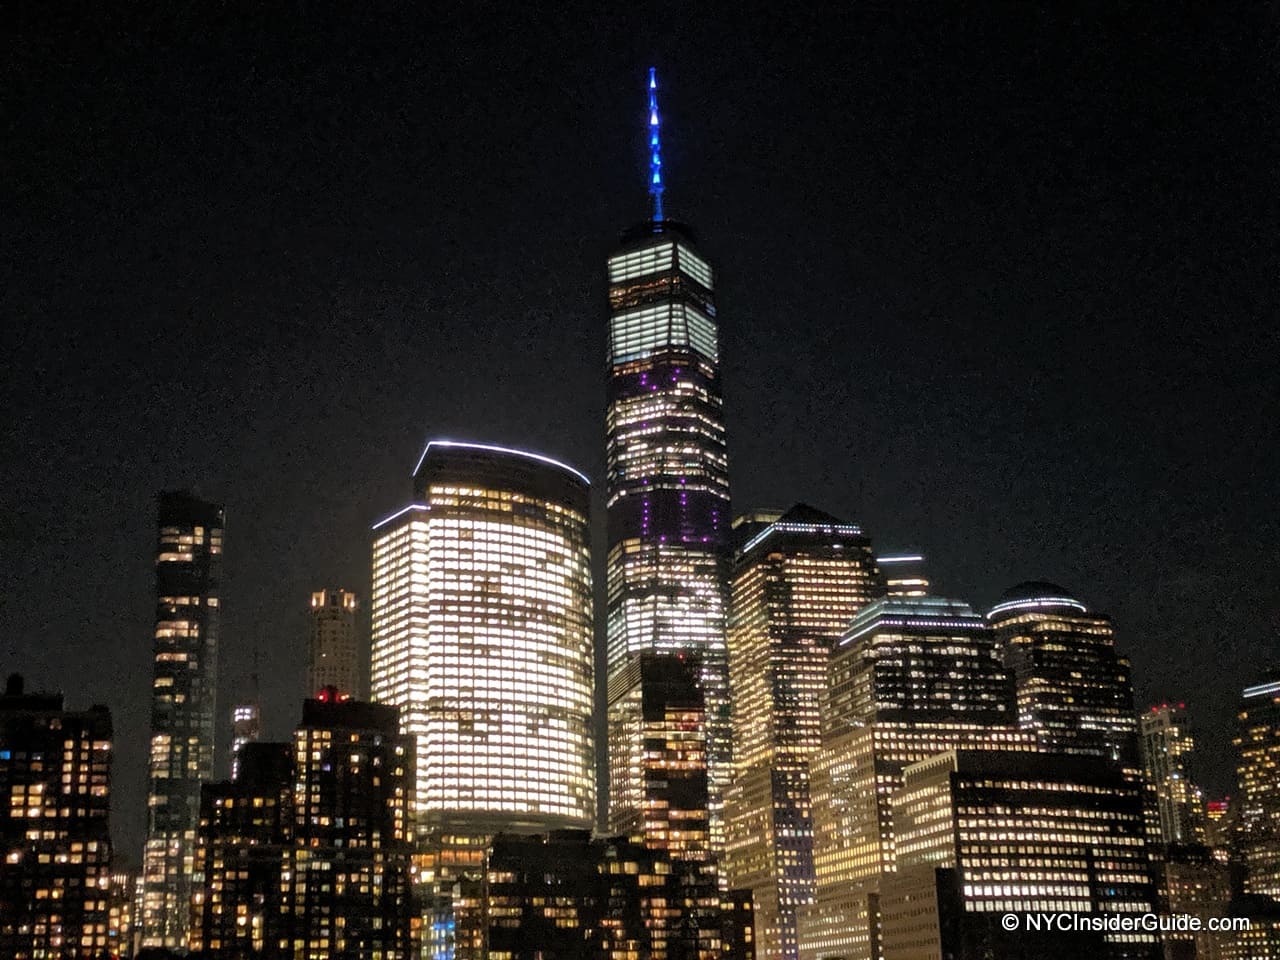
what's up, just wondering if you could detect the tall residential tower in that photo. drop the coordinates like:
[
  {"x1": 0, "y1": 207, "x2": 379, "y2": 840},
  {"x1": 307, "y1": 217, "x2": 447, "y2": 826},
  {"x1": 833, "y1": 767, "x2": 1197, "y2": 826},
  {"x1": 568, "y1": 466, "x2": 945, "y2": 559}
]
[
  {"x1": 307, "y1": 588, "x2": 360, "y2": 697},
  {"x1": 605, "y1": 68, "x2": 734, "y2": 854},
  {"x1": 138, "y1": 491, "x2": 224, "y2": 950}
]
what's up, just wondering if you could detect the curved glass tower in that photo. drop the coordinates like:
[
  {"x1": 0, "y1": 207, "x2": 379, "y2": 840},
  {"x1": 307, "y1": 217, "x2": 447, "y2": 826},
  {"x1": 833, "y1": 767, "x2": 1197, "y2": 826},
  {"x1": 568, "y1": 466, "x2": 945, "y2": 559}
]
[{"x1": 605, "y1": 69, "x2": 733, "y2": 853}]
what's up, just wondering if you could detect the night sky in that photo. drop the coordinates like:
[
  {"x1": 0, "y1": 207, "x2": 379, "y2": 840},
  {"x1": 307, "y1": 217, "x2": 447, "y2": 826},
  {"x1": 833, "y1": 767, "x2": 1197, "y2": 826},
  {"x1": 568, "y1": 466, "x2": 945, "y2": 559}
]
[{"x1": 5, "y1": 2, "x2": 1277, "y2": 865}]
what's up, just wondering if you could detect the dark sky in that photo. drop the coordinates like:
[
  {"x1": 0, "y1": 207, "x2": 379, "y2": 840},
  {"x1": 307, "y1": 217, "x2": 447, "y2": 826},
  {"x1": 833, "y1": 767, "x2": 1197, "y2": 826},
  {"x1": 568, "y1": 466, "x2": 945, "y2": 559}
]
[{"x1": 5, "y1": 2, "x2": 1277, "y2": 865}]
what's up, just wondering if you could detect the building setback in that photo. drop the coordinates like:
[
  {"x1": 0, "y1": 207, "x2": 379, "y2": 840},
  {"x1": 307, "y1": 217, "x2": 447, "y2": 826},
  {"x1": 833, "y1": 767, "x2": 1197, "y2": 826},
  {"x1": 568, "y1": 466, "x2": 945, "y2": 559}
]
[
  {"x1": 724, "y1": 505, "x2": 882, "y2": 960},
  {"x1": 137, "y1": 490, "x2": 224, "y2": 950},
  {"x1": 604, "y1": 69, "x2": 734, "y2": 856},
  {"x1": 0, "y1": 675, "x2": 113, "y2": 960},
  {"x1": 189, "y1": 695, "x2": 416, "y2": 958}
]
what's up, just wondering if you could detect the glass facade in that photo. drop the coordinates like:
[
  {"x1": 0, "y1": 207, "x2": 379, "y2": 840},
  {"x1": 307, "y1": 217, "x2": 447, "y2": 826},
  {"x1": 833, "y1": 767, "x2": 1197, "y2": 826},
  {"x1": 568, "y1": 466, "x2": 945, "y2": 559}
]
[
  {"x1": 371, "y1": 441, "x2": 595, "y2": 834},
  {"x1": 138, "y1": 491, "x2": 223, "y2": 949},
  {"x1": 605, "y1": 219, "x2": 733, "y2": 856},
  {"x1": 724, "y1": 505, "x2": 882, "y2": 960}
]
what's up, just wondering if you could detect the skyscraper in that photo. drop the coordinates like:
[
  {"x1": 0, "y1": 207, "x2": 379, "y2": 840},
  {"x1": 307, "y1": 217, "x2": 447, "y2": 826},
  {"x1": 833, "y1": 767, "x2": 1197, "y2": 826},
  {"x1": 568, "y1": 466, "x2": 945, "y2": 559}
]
[
  {"x1": 0, "y1": 674, "x2": 114, "y2": 959},
  {"x1": 1140, "y1": 702, "x2": 1207, "y2": 847},
  {"x1": 605, "y1": 67, "x2": 733, "y2": 855},
  {"x1": 880, "y1": 750, "x2": 1160, "y2": 960},
  {"x1": 229, "y1": 699, "x2": 260, "y2": 781},
  {"x1": 307, "y1": 588, "x2": 360, "y2": 697},
  {"x1": 986, "y1": 581, "x2": 1140, "y2": 765},
  {"x1": 370, "y1": 440, "x2": 595, "y2": 958},
  {"x1": 724, "y1": 505, "x2": 882, "y2": 960},
  {"x1": 1234, "y1": 671, "x2": 1280, "y2": 897},
  {"x1": 800, "y1": 596, "x2": 1029, "y2": 960},
  {"x1": 138, "y1": 490, "x2": 223, "y2": 950}
]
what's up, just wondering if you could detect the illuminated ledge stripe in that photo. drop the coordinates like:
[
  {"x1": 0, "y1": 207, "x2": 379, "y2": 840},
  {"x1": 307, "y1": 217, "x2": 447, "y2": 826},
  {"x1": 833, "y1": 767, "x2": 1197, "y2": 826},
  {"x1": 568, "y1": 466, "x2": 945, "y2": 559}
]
[
  {"x1": 986, "y1": 596, "x2": 1088, "y2": 619},
  {"x1": 411, "y1": 439, "x2": 591, "y2": 486},
  {"x1": 878, "y1": 554, "x2": 924, "y2": 564},
  {"x1": 741, "y1": 521, "x2": 864, "y2": 556},
  {"x1": 839, "y1": 616, "x2": 988, "y2": 649},
  {"x1": 1243, "y1": 680, "x2": 1280, "y2": 699},
  {"x1": 371, "y1": 503, "x2": 429, "y2": 531}
]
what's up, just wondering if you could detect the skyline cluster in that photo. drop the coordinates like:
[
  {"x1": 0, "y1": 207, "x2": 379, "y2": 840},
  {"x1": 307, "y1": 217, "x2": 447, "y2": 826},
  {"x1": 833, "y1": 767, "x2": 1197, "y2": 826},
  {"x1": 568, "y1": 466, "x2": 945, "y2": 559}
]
[{"x1": 6, "y1": 2, "x2": 1276, "y2": 874}]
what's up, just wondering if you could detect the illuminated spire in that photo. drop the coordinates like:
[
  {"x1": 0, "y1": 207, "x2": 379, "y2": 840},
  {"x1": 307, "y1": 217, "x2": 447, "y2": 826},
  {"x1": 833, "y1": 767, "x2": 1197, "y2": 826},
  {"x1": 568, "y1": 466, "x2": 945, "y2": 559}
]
[{"x1": 647, "y1": 67, "x2": 665, "y2": 222}]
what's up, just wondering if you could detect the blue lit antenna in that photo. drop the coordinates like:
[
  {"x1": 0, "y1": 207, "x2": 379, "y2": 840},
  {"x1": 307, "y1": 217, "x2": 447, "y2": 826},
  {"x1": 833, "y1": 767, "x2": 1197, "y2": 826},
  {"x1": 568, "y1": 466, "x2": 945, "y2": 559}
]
[{"x1": 647, "y1": 67, "x2": 665, "y2": 222}]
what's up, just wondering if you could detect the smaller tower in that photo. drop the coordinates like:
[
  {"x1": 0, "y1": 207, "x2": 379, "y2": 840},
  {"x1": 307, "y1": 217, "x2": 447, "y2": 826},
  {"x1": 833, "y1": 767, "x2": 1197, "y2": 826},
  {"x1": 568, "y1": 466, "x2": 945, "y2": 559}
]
[
  {"x1": 1139, "y1": 702, "x2": 1207, "y2": 847},
  {"x1": 307, "y1": 588, "x2": 360, "y2": 698}
]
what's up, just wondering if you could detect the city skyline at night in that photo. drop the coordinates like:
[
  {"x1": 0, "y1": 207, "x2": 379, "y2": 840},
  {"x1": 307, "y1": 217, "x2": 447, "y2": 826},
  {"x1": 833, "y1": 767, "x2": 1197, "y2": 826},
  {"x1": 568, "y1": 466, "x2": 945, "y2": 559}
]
[{"x1": 5, "y1": 5, "x2": 1278, "y2": 957}]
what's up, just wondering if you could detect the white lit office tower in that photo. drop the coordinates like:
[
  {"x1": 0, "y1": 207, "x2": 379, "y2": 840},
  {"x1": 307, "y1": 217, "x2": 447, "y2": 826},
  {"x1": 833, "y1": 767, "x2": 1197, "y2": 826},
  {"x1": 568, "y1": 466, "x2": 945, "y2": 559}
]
[
  {"x1": 370, "y1": 440, "x2": 595, "y2": 959},
  {"x1": 724, "y1": 504, "x2": 882, "y2": 960},
  {"x1": 799, "y1": 596, "x2": 1030, "y2": 960},
  {"x1": 307, "y1": 588, "x2": 360, "y2": 697}
]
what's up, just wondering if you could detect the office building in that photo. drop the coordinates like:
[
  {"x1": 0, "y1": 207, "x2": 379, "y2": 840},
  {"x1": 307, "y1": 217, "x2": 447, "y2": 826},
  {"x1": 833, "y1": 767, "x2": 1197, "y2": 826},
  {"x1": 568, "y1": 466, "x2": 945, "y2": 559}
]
[
  {"x1": 0, "y1": 674, "x2": 114, "y2": 960},
  {"x1": 189, "y1": 696, "x2": 416, "y2": 958},
  {"x1": 604, "y1": 68, "x2": 734, "y2": 854},
  {"x1": 1234, "y1": 672, "x2": 1280, "y2": 897},
  {"x1": 371, "y1": 440, "x2": 595, "y2": 958},
  {"x1": 875, "y1": 554, "x2": 929, "y2": 597},
  {"x1": 724, "y1": 505, "x2": 881, "y2": 960},
  {"x1": 800, "y1": 596, "x2": 1029, "y2": 960},
  {"x1": 1140, "y1": 702, "x2": 1207, "y2": 847},
  {"x1": 879, "y1": 749, "x2": 1160, "y2": 960},
  {"x1": 137, "y1": 491, "x2": 224, "y2": 949},
  {"x1": 987, "y1": 581, "x2": 1140, "y2": 765},
  {"x1": 607, "y1": 653, "x2": 723, "y2": 959},
  {"x1": 307, "y1": 588, "x2": 360, "y2": 697}
]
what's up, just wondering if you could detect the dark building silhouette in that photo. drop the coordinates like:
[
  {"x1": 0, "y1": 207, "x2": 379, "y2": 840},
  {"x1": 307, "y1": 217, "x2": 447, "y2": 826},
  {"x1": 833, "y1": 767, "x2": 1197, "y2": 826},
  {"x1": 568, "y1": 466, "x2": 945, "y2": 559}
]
[
  {"x1": 138, "y1": 491, "x2": 224, "y2": 949},
  {"x1": 0, "y1": 673, "x2": 114, "y2": 959},
  {"x1": 486, "y1": 830, "x2": 754, "y2": 960},
  {"x1": 189, "y1": 693, "x2": 416, "y2": 958}
]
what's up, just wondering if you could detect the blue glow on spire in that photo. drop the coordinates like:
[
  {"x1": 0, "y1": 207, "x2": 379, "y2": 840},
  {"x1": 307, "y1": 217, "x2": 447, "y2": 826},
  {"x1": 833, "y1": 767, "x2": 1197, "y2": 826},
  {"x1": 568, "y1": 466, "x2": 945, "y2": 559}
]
[{"x1": 647, "y1": 67, "x2": 665, "y2": 222}]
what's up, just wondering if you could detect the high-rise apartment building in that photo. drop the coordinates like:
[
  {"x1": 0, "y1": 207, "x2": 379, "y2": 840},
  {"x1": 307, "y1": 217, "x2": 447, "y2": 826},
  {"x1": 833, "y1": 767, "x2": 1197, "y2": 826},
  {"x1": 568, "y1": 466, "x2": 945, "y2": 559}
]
[
  {"x1": 604, "y1": 69, "x2": 734, "y2": 854},
  {"x1": 987, "y1": 581, "x2": 1140, "y2": 765},
  {"x1": 880, "y1": 750, "x2": 1160, "y2": 960},
  {"x1": 724, "y1": 505, "x2": 881, "y2": 960},
  {"x1": 0, "y1": 674, "x2": 114, "y2": 960},
  {"x1": 1140, "y1": 702, "x2": 1207, "y2": 847},
  {"x1": 307, "y1": 588, "x2": 360, "y2": 697},
  {"x1": 1235, "y1": 671, "x2": 1280, "y2": 897},
  {"x1": 800, "y1": 596, "x2": 1030, "y2": 960},
  {"x1": 190, "y1": 696, "x2": 416, "y2": 958},
  {"x1": 371, "y1": 440, "x2": 595, "y2": 958},
  {"x1": 138, "y1": 490, "x2": 223, "y2": 949}
]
